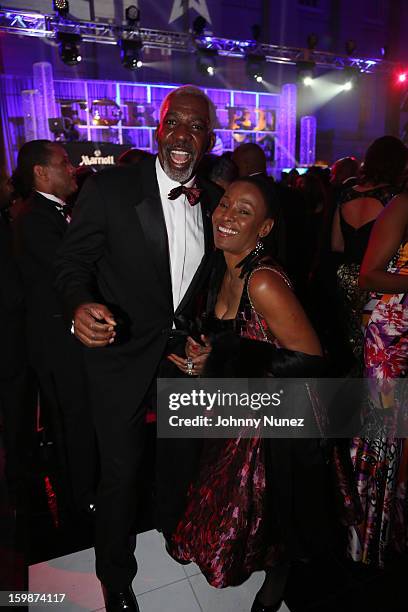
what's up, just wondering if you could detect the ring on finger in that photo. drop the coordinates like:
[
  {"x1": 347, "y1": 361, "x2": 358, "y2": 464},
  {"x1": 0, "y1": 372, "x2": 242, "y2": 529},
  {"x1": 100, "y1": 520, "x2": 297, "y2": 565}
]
[{"x1": 186, "y1": 357, "x2": 194, "y2": 376}]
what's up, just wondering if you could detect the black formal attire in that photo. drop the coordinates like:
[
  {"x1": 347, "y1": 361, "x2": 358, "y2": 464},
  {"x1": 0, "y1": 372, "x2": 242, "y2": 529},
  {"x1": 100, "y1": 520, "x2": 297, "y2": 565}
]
[
  {"x1": 0, "y1": 209, "x2": 30, "y2": 490},
  {"x1": 54, "y1": 156, "x2": 221, "y2": 590},
  {"x1": 13, "y1": 192, "x2": 96, "y2": 513}
]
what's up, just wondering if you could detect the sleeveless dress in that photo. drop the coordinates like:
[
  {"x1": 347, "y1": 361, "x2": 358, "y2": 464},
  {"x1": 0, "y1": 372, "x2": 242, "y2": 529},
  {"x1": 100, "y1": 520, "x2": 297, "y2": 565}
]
[
  {"x1": 349, "y1": 241, "x2": 408, "y2": 566},
  {"x1": 168, "y1": 257, "x2": 349, "y2": 587},
  {"x1": 169, "y1": 262, "x2": 288, "y2": 587},
  {"x1": 336, "y1": 185, "x2": 396, "y2": 374}
]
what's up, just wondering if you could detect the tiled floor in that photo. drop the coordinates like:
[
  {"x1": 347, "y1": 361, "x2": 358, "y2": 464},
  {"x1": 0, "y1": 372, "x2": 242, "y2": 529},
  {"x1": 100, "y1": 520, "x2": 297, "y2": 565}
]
[
  {"x1": 29, "y1": 529, "x2": 291, "y2": 612},
  {"x1": 0, "y1": 443, "x2": 26, "y2": 590}
]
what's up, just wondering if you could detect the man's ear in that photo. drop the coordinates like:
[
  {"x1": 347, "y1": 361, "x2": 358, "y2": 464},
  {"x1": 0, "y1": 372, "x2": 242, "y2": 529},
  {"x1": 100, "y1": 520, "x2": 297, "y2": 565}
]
[
  {"x1": 207, "y1": 131, "x2": 216, "y2": 153},
  {"x1": 33, "y1": 164, "x2": 47, "y2": 183}
]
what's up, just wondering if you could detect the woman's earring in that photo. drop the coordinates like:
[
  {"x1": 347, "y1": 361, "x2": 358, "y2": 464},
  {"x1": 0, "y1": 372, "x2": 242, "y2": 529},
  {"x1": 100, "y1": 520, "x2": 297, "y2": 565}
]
[{"x1": 254, "y1": 240, "x2": 264, "y2": 256}]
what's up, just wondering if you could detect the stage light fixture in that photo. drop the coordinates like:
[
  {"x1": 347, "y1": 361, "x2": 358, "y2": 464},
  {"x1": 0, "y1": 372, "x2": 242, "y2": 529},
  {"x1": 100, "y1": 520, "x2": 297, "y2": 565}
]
[
  {"x1": 193, "y1": 16, "x2": 207, "y2": 36},
  {"x1": 341, "y1": 66, "x2": 359, "y2": 91},
  {"x1": 398, "y1": 72, "x2": 407, "y2": 84},
  {"x1": 119, "y1": 38, "x2": 143, "y2": 70},
  {"x1": 56, "y1": 32, "x2": 82, "y2": 65},
  {"x1": 125, "y1": 5, "x2": 140, "y2": 26},
  {"x1": 307, "y1": 33, "x2": 318, "y2": 50},
  {"x1": 251, "y1": 24, "x2": 261, "y2": 41},
  {"x1": 345, "y1": 39, "x2": 357, "y2": 56},
  {"x1": 196, "y1": 48, "x2": 217, "y2": 77},
  {"x1": 296, "y1": 61, "x2": 315, "y2": 86},
  {"x1": 246, "y1": 53, "x2": 265, "y2": 83},
  {"x1": 53, "y1": 0, "x2": 69, "y2": 16}
]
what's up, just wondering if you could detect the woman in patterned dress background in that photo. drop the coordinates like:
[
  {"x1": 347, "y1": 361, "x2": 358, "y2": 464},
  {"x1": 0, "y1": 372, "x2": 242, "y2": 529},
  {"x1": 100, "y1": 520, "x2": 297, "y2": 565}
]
[
  {"x1": 331, "y1": 136, "x2": 408, "y2": 375},
  {"x1": 350, "y1": 191, "x2": 408, "y2": 566}
]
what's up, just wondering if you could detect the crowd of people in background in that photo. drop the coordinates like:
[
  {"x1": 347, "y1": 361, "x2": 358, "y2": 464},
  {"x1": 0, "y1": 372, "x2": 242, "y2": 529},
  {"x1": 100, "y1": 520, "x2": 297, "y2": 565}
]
[{"x1": 0, "y1": 87, "x2": 407, "y2": 611}]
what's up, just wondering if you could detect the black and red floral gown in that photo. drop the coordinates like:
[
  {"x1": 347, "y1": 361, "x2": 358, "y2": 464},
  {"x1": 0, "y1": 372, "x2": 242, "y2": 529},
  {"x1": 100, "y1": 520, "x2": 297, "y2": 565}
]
[{"x1": 168, "y1": 255, "x2": 354, "y2": 588}]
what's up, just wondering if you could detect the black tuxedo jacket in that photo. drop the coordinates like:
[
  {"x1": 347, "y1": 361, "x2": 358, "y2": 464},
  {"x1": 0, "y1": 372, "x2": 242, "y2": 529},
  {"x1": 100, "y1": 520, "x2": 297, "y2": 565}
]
[
  {"x1": 55, "y1": 156, "x2": 221, "y2": 415},
  {"x1": 13, "y1": 191, "x2": 77, "y2": 372}
]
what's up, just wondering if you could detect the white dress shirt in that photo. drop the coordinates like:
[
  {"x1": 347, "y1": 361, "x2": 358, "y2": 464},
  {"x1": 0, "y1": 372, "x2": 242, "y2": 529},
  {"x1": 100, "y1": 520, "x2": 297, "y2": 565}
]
[
  {"x1": 36, "y1": 191, "x2": 71, "y2": 223},
  {"x1": 155, "y1": 157, "x2": 205, "y2": 311},
  {"x1": 36, "y1": 191, "x2": 66, "y2": 206}
]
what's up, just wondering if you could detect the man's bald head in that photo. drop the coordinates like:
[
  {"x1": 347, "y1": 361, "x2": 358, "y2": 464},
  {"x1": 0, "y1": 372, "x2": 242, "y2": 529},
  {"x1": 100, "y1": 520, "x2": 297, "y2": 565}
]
[{"x1": 231, "y1": 143, "x2": 267, "y2": 177}]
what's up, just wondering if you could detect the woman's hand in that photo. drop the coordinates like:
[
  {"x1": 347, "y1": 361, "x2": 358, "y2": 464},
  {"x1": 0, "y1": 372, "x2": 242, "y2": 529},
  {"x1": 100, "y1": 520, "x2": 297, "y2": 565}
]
[
  {"x1": 167, "y1": 335, "x2": 211, "y2": 376},
  {"x1": 186, "y1": 335, "x2": 211, "y2": 359}
]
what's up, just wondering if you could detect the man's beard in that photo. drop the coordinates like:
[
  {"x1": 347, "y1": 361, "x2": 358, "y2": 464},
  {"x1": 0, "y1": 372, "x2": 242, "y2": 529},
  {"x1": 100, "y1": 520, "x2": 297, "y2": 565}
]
[{"x1": 161, "y1": 146, "x2": 198, "y2": 183}]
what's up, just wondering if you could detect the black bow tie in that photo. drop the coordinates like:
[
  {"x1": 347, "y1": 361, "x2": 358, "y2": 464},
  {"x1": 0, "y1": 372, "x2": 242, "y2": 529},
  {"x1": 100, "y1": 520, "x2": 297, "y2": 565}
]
[{"x1": 168, "y1": 185, "x2": 202, "y2": 206}]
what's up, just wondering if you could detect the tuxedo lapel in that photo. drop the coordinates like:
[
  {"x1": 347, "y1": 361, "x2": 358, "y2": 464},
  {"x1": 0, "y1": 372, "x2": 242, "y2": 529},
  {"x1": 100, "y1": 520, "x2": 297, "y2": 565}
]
[
  {"x1": 133, "y1": 159, "x2": 173, "y2": 309},
  {"x1": 32, "y1": 192, "x2": 68, "y2": 231}
]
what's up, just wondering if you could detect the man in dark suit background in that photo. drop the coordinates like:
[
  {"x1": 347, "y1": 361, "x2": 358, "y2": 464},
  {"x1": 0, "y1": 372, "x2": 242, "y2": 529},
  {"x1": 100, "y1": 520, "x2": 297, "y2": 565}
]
[
  {"x1": 0, "y1": 168, "x2": 28, "y2": 502},
  {"x1": 231, "y1": 142, "x2": 268, "y2": 177},
  {"x1": 55, "y1": 85, "x2": 220, "y2": 611},
  {"x1": 12, "y1": 141, "x2": 97, "y2": 517}
]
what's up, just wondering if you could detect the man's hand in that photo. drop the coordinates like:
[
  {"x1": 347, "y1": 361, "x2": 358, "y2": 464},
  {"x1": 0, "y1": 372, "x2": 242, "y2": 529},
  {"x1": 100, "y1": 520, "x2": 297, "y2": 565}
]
[{"x1": 73, "y1": 303, "x2": 116, "y2": 347}]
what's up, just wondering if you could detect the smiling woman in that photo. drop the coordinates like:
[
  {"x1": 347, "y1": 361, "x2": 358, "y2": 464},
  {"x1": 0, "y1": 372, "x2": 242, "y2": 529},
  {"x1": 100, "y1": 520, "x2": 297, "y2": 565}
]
[
  {"x1": 213, "y1": 180, "x2": 275, "y2": 258},
  {"x1": 210, "y1": 176, "x2": 321, "y2": 353},
  {"x1": 164, "y1": 175, "x2": 354, "y2": 612}
]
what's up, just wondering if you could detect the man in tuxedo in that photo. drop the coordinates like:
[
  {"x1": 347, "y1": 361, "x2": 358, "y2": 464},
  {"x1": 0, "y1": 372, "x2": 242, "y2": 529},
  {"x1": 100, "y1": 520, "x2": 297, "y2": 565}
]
[
  {"x1": 12, "y1": 140, "x2": 97, "y2": 516},
  {"x1": 55, "y1": 85, "x2": 220, "y2": 611}
]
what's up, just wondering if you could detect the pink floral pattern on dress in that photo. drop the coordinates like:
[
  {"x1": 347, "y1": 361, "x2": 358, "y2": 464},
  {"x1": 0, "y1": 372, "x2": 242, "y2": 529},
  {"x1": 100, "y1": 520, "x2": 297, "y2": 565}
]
[
  {"x1": 349, "y1": 242, "x2": 408, "y2": 567},
  {"x1": 171, "y1": 436, "x2": 274, "y2": 587}
]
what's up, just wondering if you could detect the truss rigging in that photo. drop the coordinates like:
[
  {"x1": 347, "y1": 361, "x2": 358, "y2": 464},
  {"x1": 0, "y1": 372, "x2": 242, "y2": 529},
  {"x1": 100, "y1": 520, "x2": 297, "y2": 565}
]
[{"x1": 0, "y1": 8, "x2": 393, "y2": 73}]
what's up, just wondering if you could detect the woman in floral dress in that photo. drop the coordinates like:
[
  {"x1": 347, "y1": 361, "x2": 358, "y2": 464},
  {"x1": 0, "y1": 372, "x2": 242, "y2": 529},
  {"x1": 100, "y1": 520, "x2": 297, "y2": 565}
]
[
  {"x1": 331, "y1": 136, "x2": 408, "y2": 375},
  {"x1": 350, "y1": 192, "x2": 408, "y2": 566}
]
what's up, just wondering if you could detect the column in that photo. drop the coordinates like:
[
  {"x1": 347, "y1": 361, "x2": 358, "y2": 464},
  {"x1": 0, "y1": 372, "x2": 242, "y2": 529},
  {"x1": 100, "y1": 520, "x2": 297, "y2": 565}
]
[
  {"x1": 276, "y1": 83, "x2": 297, "y2": 170},
  {"x1": 299, "y1": 115, "x2": 317, "y2": 166}
]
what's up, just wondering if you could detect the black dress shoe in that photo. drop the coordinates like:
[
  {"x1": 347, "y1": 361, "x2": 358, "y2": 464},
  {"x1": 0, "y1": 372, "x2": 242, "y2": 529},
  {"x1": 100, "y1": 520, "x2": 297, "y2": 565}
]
[
  {"x1": 164, "y1": 538, "x2": 191, "y2": 565},
  {"x1": 251, "y1": 594, "x2": 283, "y2": 612},
  {"x1": 102, "y1": 585, "x2": 139, "y2": 612}
]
